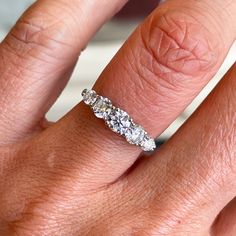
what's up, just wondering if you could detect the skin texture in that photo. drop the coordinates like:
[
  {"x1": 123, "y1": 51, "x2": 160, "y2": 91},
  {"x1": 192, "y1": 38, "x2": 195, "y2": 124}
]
[{"x1": 0, "y1": 0, "x2": 235, "y2": 235}]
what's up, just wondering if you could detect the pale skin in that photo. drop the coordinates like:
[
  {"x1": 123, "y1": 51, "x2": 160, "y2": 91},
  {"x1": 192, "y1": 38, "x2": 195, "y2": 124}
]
[{"x1": 0, "y1": 0, "x2": 235, "y2": 235}]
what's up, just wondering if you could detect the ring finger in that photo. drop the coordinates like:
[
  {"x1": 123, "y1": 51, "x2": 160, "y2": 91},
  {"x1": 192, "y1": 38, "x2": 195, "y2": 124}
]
[{"x1": 46, "y1": 0, "x2": 236, "y2": 184}]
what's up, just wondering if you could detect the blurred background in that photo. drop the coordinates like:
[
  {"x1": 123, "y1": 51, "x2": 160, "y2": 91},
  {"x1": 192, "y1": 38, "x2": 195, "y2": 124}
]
[{"x1": 0, "y1": 0, "x2": 235, "y2": 142}]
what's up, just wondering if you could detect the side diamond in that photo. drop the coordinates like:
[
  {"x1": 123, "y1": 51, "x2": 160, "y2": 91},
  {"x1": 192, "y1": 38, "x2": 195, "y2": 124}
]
[
  {"x1": 141, "y1": 136, "x2": 156, "y2": 151},
  {"x1": 82, "y1": 89, "x2": 97, "y2": 106},
  {"x1": 92, "y1": 97, "x2": 112, "y2": 119},
  {"x1": 125, "y1": 125, "x2": 145, "y2": 145}
]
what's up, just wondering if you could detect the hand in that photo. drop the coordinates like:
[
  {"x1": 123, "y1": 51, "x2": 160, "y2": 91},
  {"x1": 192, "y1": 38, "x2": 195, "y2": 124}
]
[{"x1": 0, "y1": 0, "x2": 235, "y2": 235}]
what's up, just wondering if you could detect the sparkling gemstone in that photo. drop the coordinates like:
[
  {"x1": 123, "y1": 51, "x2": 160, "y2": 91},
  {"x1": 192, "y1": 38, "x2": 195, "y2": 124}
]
[
  {"x1": 107, "y1": 108, "x2": 132, "y2": 135},
  {"x1": 125, "y1": 125, "x2": 145, "y2": 145},
  {"x1": 82, "y1": 89, "x2": 97, "y2": 106},
  {"x1": 141, "y1": 136, "x2": 156, "y2": 151},
  {"x1": 92, "y1": 97, "x2": 112, "y2": 119}
]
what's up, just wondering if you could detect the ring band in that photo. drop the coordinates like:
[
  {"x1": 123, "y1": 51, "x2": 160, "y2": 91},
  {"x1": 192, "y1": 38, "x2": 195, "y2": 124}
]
[{"x1": 82, "y1": 89, "x2": 156, "y2": 152}]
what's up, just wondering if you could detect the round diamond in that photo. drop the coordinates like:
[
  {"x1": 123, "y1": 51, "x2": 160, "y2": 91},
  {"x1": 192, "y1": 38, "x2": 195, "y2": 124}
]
[
  {"x1": 81, "y1": 89, "x2": 156, "y2": 152},
  {"x1": 82, "y1": 89, "x2": 97, "y2": 106},
  {"x1": 81, "y1": 88, "x2": 88, "y2": 97},
  {"x1": 92, "y1": 97, "x2": 112, "y2": 119},
  {"x1": 107, "y1": 108, "x2": 132, "y2": 135},
  {"x1": 141, "y1": 136, "x2": 156, "y2": 151},
  {"x1": 126, "y1": 125, "x2": 145, "y2": 145}
]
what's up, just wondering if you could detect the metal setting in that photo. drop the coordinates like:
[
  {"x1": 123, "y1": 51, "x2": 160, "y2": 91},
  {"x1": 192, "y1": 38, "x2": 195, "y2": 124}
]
[{"x1": 82, "y1": 89, "x2": 156, "y2": 152}]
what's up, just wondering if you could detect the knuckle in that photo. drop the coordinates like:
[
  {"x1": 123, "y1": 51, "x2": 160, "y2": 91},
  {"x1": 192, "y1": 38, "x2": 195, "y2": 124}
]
[
  {"x1": 139, "y1": 10, "x2": 218, "y2": 80},
  {"x1": 121, "y1": 10, "x2": 220, "y2": 120},
  {"x1": 9, "y1": 19, "x2": 45, "y2": 49},
  {"x1": 6, "y1": 18, "x2": 52, "y2": 57},
  {"x1": 2, "y1": 9, "x2": 76, "y2": 68}
]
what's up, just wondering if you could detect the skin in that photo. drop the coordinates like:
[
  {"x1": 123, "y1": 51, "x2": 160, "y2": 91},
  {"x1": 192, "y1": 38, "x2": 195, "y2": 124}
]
[{"x1": 0, "y1": 0, "x2": 235, "y2": 235}]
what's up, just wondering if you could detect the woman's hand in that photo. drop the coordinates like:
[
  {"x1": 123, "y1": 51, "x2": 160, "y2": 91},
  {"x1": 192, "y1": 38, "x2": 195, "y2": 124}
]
[{"x1": 0, "y1": 0, "x2": 235, "y2": 235}]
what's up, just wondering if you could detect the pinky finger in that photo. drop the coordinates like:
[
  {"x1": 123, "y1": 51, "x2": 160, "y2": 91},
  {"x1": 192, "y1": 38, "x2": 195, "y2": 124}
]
[{"x1": 212, "y1": 197, "x2": 236, "y2": 236}]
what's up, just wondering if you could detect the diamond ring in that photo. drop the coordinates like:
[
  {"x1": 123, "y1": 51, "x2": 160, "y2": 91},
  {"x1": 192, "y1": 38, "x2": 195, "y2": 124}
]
[{"x1": 81, "y1": 89, "x2": 156, "y2": 152}]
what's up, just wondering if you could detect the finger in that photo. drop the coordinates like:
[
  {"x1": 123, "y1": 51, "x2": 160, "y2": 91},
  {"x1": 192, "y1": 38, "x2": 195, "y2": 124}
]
[
  {"x1": 212, "y1": 197, "x2": 236, "y2": 236},
  {"x1": 50, "y1": 0, "x2": 236, "y2": 185},
  {"x1": 130, "y1": 63, "x2": 236, "y2": 234},
  {"x1": 0, "y1": 0, "x2": 128, "y2": 144},
  {"x1": 20, "y1": 63, "x2": 236, "y2": 235}
]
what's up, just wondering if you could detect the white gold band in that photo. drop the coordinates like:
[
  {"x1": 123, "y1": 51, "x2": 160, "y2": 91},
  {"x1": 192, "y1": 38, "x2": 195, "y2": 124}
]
[{"x1": 82, "y1": 89, "x2": 156, "y2": 152}]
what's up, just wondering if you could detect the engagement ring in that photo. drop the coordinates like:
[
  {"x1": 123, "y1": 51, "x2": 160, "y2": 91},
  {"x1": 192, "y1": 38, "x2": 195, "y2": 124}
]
[{"x1": 82, "y1": 89, "x2": 156, "y2": 152}]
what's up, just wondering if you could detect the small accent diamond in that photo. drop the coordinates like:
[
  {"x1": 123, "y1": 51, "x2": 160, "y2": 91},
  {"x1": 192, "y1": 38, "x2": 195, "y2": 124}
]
[
  {"x1": 92, "y1": 97, "x2": 112, "y2": 119},
  {"x1": 82, "y1": 89, "x2": 97, "y2": 106},
  {"x1": 107, "y1": 108, "x2": 132, "y2": 135},
  {"x1": 141, "y1": 136, "x2": 156, "y2": 151},
  {"x1": 126, "y1": 125, "x2": 145, "y2": 145}
]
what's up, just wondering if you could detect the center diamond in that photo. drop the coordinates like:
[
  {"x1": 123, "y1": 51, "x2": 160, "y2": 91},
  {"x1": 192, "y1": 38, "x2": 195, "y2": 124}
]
[{"x1": 107, "y1": 108, "x2": 132, "y2": 135}]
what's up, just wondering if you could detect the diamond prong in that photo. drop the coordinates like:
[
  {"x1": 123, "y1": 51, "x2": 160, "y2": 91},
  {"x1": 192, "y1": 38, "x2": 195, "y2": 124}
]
[{"x1": 82, "y1": 89, "x2": 157, "y2": 152}]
